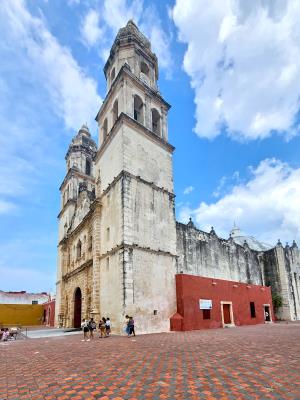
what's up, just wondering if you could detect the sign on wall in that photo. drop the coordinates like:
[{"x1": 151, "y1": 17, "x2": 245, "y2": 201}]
[{"x1": 199, "y1": 299, "x2": 212, "y2": 310}]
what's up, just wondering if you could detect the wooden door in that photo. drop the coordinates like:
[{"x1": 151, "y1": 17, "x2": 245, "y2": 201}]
[{"x1": 223, "y1": 304, "x2": 231, "y2": 324}]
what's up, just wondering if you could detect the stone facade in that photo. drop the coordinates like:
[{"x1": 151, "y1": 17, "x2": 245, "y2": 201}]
[
  {"x1": 56, "y1": 20, "x2": 300, "y2": 333},
  {"x1": 55, "y1": 21, "x2": 176, "y2": 333}
]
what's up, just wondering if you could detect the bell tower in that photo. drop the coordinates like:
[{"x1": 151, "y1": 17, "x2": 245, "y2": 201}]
[
  {"x1": 55, "y1": 124, "x2": 97, "y2": 326},
  {"x1": 58, "y1": 124, "x2": 97, "y2": 241},
  {"x1": 94, "y1": 20, "x2": 177, "y2": 333}
]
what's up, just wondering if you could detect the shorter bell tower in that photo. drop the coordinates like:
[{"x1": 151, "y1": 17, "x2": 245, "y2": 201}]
[
  {"x1": 58, "y1": 124, "x2": 97, "y2": 241},
  {"x1": 55, "y1": 124, "x2": 97, "y2": 327}
]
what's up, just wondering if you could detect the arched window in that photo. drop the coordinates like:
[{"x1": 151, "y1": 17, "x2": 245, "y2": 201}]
[
  {"x1": 111, "y1": 67, "x2": 115, "y2": 83},
  {"x1": 103, "y1": 118, "x2": 108, "y2": 139},
  {"x1": 85, "y1": 159, "x2": 91, "y2": 176},
  {"x1": 141, "y1": 61, "x2": 149, "y2": 76},
  {"x1": 112, "y1": 99, "x2": 118, "y2": 125},
  {"x1": 76, "y1": 240, "x2": 82, "y2": 259},
  {"x1": 151, "y1": 108, "x2": 161, "y2": 136},
  {"x1": 133, "y1": 95, "x2": 144, "y2": 124}
]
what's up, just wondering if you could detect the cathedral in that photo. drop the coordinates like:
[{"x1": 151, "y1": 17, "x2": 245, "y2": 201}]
[{"x1": 55, "y1": 21, "x2": 300, "y2": 333}]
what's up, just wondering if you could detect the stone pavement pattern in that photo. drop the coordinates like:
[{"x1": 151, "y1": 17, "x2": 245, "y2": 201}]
[{"x1": 0, "y1": 323, "x2": 299, "y2": 399}]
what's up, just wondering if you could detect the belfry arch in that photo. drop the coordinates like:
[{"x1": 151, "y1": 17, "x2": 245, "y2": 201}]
[{"x1": 133, "y1": 94, "x2": 144, "y2": 124}]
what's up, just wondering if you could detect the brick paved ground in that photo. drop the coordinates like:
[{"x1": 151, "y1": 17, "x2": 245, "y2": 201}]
[{"x1": 0, "y1": 323, "x2": 299, "y2": 399}]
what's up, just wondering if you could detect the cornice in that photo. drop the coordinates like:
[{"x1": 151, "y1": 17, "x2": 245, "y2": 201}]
[
  {"x1": 58, "y1": 170, "x2": 174, "y2": 245},
  {"x1": 95, "y1": 112, "x2": 174, "y2": 164},
  {"x1": 98, "y1": 242, "x2": 177, "y2": 260},
  {"x1": 62, "y1": 259, "x2": 93, "y2": 281},
  {"x1": 57, "y1": 199, "x2": 76, "y2": 219},
  {"x1": 59, "y1": 167, "x2": 95, "y2": 191},
  {"x1": 58, "y1": 208, "x2": 94, "y2": 245}
]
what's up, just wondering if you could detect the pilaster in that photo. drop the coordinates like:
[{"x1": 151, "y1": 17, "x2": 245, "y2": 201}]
[{"x1": 91, "y1": 200, "x2": 102, "y2": 321}]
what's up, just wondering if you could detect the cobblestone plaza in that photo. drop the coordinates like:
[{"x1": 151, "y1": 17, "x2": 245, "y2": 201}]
[{"x1": 0, "y1": 323, "x2": 299, "y2": 399}]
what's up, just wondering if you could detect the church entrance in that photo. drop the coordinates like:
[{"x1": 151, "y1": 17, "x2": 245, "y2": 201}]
[{"x1": 74, "y1": 287, "x2": 82, "y2": 328}]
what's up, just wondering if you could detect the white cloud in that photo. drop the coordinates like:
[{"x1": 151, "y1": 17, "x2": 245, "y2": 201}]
[
  {"x1": 178, "y1": 159, "x2": 300, "y2": 245},
  {"x1": 183, "y1": 185, "x2": 194, "y2": 195},
  {"x1": 0, "y1": 0, "x2": 102, "y2": 215},
  {"x1": 1, "y1": 0, "x2": 101, "y2": 131},
  {"x1": 212, "y1": 171, "x2": 240, "y2": 198},
  {"x1": 81, "y1": 9, "x2": 104, "y2": 47},
  {"x1": 172, "y1": 0, "x2": 300, "y2": 140},
  {"x1": 141, "y1": 7, "x2": 172, "y2": 75},
  {"x1": 80, "y1": 0, "x2": 173, "y2": 75},
  {"x1": 102, "y1": 0, "x2": 144, "y2": 34}
]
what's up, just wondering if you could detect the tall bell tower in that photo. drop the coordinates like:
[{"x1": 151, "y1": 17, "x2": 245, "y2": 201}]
[{"x1": 94, "y1": 20, "x2": 177, "y2": 333}]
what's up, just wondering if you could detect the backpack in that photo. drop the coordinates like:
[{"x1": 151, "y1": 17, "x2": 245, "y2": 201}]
[{"x1": 91, "y1": 321, "x2": 96, "y2": 330}]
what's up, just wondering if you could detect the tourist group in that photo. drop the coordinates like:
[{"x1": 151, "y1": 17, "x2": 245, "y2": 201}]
[{"x1": 81, "y1": 315, "x2": 135, "y2": 341}]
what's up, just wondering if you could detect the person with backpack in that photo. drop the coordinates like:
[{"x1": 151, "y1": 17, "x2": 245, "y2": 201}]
[
  {"x1": 105, "y1": 317, "x2": 111, "y2": 336},
  {"x1": 88, "y1": 318, "x2": 96, "y2": 339},
  {"x1": 81, "y1": 319, "x2": 90, "y2": 341},
  {"x1": 127, "y1": 315, "x2": 135, "y2": 337}
]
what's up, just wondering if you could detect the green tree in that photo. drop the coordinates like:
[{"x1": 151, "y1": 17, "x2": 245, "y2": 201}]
[{"x1": 272, "y1": 293, "x2": 283, "y2": 310}]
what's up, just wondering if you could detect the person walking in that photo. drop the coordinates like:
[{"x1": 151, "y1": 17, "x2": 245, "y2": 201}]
[
  {"x1": 124, "y1": 315, "x2": 130, "y2": 336},
  {"x1": 89, "y1": 318, "x2": 96, "y2": 339},
  {"x1": 99, "y1": 317, "x2": 106, "y2": 338},
  {"x1": 105, "y1": 317, "x2": 111, "y2": 336},
  {"x1": 127, "y1": 315, "x2": 135, "y2": 337},
  {"x1": 81, "y1": 319, "x2": 90, "y2": 341}
]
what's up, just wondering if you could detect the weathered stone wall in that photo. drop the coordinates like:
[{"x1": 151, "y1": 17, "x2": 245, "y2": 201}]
[
  {"x1": 130, "y1": 248, "x2": 177, "y2": 334},
  {"x1": 176, "y1": 222, "x2": 263, "y2": 285},
  {"x1": 263, "y1": 243, "x2": 300, "y2": 320},
  {"x1": 120, "y1": 171, "x2": 177, "y2": 334},
  {"x1": 98, "y1": 250, "x2": 124, "y2": 332},
  {"x1": 123, "y1": 174, "x2": 176, "y2": 253},
  {"x1": 122, "y1": 119, "x2": 173, "y2": 192}
]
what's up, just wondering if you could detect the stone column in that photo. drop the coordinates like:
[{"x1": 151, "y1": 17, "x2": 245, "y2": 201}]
[
  {"x1": 144, "y1": 94, "x2": 151, "y2": 130},
  {"x1": 119, "y1": 79, "x2": 125, "y2": 116},
  {"x1": 161, "y1": 108, "x2": 168, "y2": 141}
]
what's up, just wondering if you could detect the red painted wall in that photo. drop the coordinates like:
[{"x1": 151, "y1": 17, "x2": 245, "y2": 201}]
[
  {"x1": 42, "y1": 300, "x2": 55, "y2": 327},
  {"x1": 170, "y1": 274, "x2": 274, "y2": 331}
]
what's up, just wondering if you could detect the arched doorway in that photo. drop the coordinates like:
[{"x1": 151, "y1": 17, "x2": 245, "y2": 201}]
[{"x1": 74, "y1": 287, "x2": 82, "y2": 328}]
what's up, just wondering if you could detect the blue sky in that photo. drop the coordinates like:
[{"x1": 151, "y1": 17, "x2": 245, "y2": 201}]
[{"x1": 1, "y1": 0, "x2": 300, "y2": 292}]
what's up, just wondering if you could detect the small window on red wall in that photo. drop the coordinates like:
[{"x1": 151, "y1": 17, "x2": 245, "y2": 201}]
[
  {"x1": 250, "y1": 302, "x2": 256, "y2": 318},
  {"x1": 203, "y1": 309, "x2": 211, "y2": 319}
]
